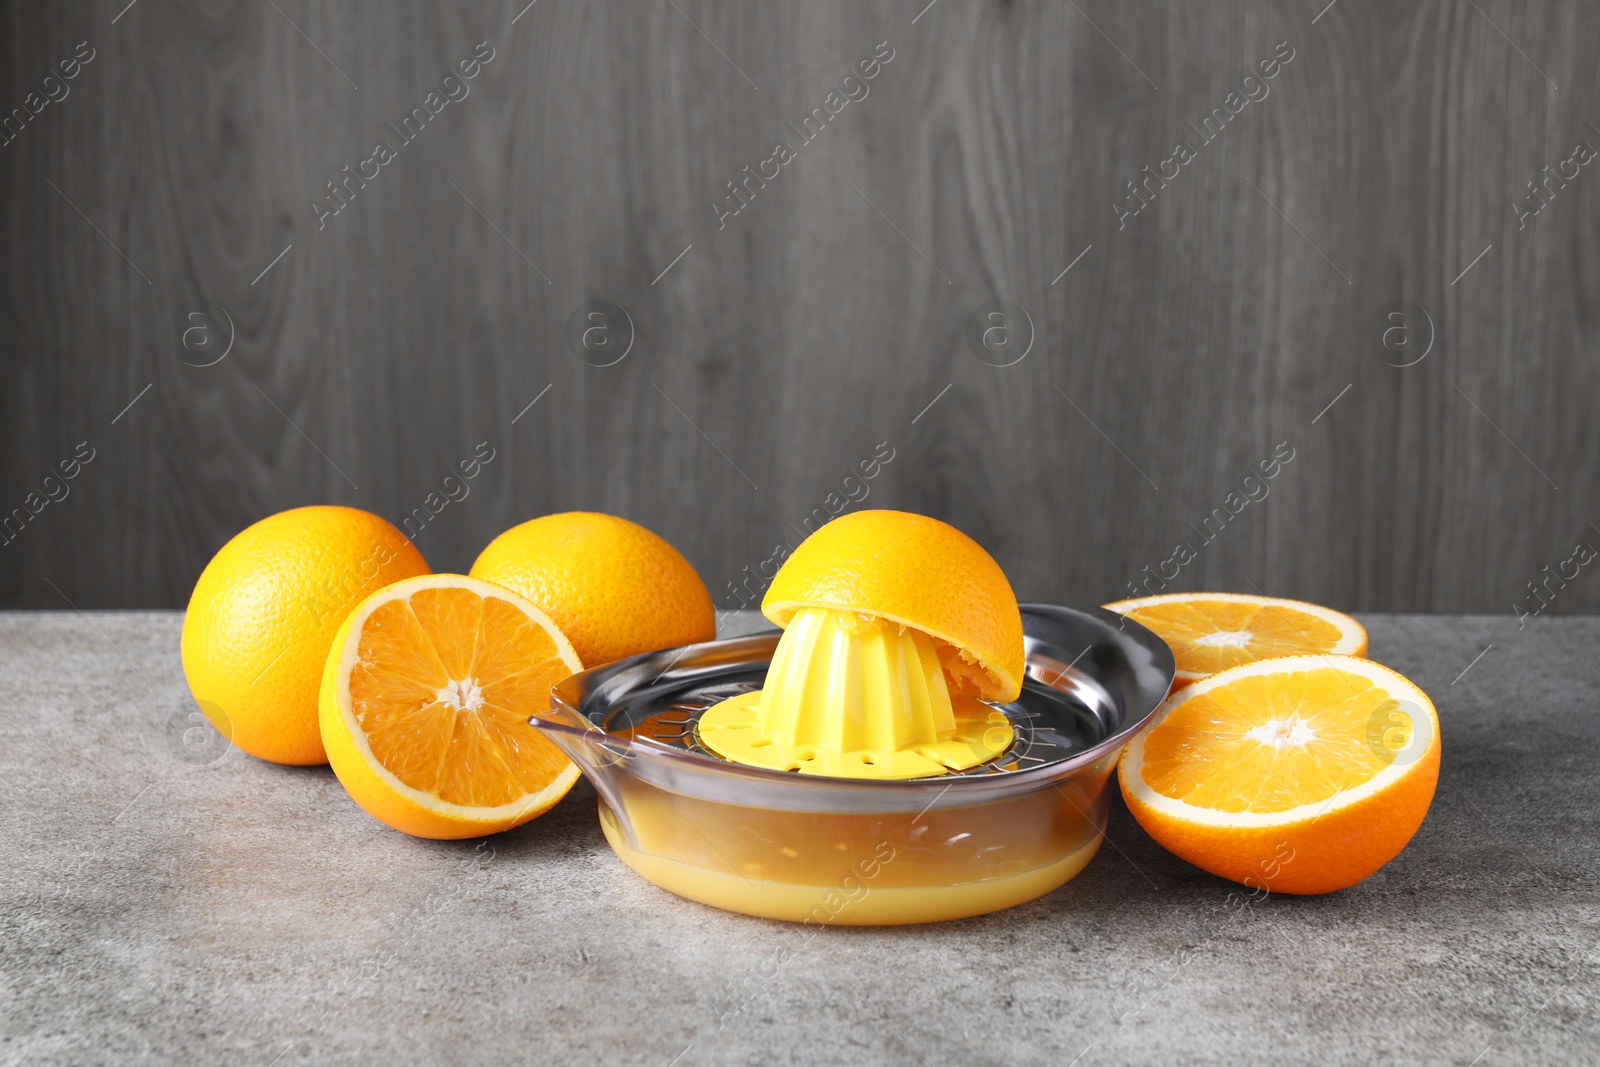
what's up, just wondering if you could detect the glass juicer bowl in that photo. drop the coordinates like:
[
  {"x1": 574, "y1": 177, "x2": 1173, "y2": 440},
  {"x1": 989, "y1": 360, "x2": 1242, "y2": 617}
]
[{"x1": 535, "y1": 603, "x2": 1175, "y2": 925}]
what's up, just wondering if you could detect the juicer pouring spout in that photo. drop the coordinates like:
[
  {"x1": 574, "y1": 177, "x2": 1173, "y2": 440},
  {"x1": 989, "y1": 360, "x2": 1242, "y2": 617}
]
[{"x1": 528, "y1": 700, "x2": 643, "y2": 849}]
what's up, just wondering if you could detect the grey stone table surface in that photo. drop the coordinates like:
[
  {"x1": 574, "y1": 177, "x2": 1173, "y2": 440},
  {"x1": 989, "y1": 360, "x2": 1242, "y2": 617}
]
[{"x1": 2, "y1": 610, "x2": 1596, "y2": 1067}]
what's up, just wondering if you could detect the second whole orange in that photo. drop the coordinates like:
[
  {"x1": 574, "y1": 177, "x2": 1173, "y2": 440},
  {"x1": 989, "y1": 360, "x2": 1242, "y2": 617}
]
[{"x1": 468, "y1": 512, "x2": 715, "y2": 669}]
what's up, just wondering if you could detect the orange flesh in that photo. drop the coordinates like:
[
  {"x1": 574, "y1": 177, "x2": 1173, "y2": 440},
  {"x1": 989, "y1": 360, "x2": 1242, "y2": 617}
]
[
  {"x1": 347, "y1": 586, "x2": 573, "y2": 808},
  {"x1": 1123, "y1": 601, "x2": 1346, "y2": 677},
  {"x1": 1138, "y1": 667, "x2": 1406, "y2": 813}
]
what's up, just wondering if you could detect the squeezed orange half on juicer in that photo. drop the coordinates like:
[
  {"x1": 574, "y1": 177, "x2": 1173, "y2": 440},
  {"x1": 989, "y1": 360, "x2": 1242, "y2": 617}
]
[{"x1": 699, "y1": 511, "x2": 1024, "y2": 778}]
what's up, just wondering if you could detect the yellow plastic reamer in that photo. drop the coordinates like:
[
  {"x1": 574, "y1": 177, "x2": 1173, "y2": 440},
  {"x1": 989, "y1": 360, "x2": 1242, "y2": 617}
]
[{"x1": 698, "y1": 607, "x2": 1014, "y2": 779}]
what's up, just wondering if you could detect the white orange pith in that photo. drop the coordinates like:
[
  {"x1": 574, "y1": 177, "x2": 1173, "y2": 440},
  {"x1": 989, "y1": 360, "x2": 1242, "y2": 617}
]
[
  {"x1": 1119, "y1": 655, "x2": 1439, "y2": 894},
  {"x1": 319, "y1": 574, "x2": 584, "y2": 839},
  {"x1": 1104, "y1": 592, "x2": 1367, "y2": 690}
]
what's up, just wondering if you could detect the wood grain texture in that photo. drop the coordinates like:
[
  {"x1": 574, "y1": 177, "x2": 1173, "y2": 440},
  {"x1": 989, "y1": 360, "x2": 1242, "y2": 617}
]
[{"x1": 1, "y1": 0, "x2": 1596, "y2": 616}]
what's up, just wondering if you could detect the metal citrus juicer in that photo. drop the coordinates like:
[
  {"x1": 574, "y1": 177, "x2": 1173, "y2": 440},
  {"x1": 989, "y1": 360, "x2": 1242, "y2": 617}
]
[{"x1": 532, "y1": 512, "x2": 1174, "y2": 924}]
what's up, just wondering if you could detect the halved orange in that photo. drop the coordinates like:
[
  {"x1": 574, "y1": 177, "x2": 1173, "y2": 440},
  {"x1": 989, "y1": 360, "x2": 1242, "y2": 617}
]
[
  {"x1": 1120, "y1": 655, "x2": 1439, "y2": 894},
  {"x1": 761, "y1": 510, "x2": 1024, "y2": 702},
  {"x1": 319, "y1": 574, "x2": 584, "y2": 839},
  {"x1": 1104, "y1": 592, "x2": 1367, "y2": 691}
]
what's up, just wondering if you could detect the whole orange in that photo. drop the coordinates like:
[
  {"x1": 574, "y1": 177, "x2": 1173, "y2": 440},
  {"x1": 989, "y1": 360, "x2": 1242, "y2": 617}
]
[
  {"x1": 468, "y1": 512, "x2": 715, "y2": 669},
  {"x1": 181, "y1": 506, "x2": 430, "y2": 765}
]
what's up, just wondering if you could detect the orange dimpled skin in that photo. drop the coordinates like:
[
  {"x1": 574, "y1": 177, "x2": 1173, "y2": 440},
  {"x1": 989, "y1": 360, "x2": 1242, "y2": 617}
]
[
  {"x1": 180, "y1": 506, "x2": 430, "y2": 765},
  {"x1": 760, "y1": 510, "x2": 1024, "y2": 703},
  {"x1": 468, "y1": 512, "x2": 715, "y2": 669}
]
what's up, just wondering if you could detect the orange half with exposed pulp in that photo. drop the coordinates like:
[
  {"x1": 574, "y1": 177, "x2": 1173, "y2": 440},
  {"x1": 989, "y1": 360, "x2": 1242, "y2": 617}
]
[
  {"x1": 1120, "y1": 654, "x2": 1439, "y2": 894},
  {"x1": 1104, "y1": 591, "x2": 1367, "y2": 691},
  {"x1": 319, "y1": 574, "x2": 584, "y2": 839}
]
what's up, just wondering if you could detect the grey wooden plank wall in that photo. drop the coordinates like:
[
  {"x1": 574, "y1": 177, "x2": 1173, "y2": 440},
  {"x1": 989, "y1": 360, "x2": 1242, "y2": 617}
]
[{"x1": 1, "y1": 0, "x2": 1596, "y2": 615}]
